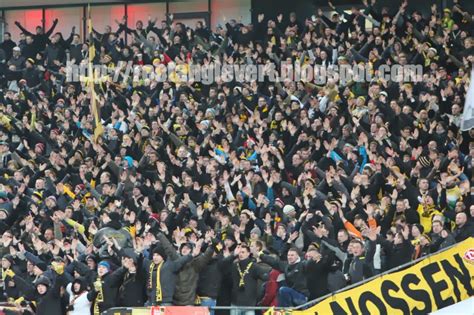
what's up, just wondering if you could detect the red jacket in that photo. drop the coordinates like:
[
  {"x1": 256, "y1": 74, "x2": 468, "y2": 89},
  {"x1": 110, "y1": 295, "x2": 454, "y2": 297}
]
[{"x1": 259, "y1": 269, "x2": 281, "y2": 307}]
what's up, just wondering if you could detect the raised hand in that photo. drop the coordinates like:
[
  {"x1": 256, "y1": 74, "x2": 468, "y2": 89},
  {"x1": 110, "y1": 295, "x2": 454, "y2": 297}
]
[
  {"x1": 366, "y1": 226, "x2": 380, "y2": 241},
  {"x1": 18, "y1": 243, "x2": 26, "y2": 254},
  {"x1": 88, "y1": 221, "x2": 98, "y2": 235},
  {"x1": 289, "y1": 230, "x2": 299, "y2": 242},
  {"x1": 234, "y1": 244, "x2": 242, "y2": 256},
  {"x1": 401, "y1": 225, "x2": 410, "y2": 240}
]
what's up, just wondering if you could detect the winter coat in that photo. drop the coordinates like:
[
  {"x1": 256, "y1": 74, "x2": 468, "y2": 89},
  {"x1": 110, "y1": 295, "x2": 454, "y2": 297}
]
[
  {"x1": 431, "y1": 233, "x2": 456, "y2": 252},
  {"x1": 115, "y1": 266, "x2": 147, "y2": 307},
  {"x1": 68, "y1": 43, "x2": 83, "y2": 64},
  {"x1": 157, "y1": 233, "x2": 214, "y2": 305},
  {"x1": 347, "y1": 239, "x2": 376, "y2": 284},
  {"x1": 259, "y1": 268, "x2": 281, "y2": 307},
  {"x1": 305, "y1": 255, "x2": 333, "y2": 300},
  {"x1": 259, "y1": 254, "x2": 309, "y2": 296},
  {"x1": 65, "y1": 281, "x2": 93, "y2": 315},
  {"x1": 22, "y1": 67, "x2": 42, "y2": 88},
  {"x1": 197, "y1": 255, "x2": 226, "y2": 299},
  {"x1": 90, "y1": 269, "x2": 123, "y2": 313},
  {"x1": 229, "y1": 257, "x2": 268, "y2": 306},
  {"x1": 145, "y1": 253, "x2": 192, "y2": 305},
  {"x1": 13, "y1": 273, "x2": 67, "y2": 315},
  {"x1": 379, "y1": 237, "x2": 414, "y2": 271},
  {"x1": 453, "y1": 222, "x2": 474, "y2": 242},
  {"x1": 44, "y1": 42, "x2": 65, "y2": 67}
]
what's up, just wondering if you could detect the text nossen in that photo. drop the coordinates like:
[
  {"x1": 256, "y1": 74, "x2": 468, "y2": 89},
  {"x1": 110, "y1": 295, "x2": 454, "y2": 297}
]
[{"x1": 326, "y1": 255, "x2": 473, "y2": 315}]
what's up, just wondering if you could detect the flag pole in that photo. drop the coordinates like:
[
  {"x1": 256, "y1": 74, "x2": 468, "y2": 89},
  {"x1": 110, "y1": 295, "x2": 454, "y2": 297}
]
[{"x1": 87, "y1": 3, "x2": 104, "y2": 142}]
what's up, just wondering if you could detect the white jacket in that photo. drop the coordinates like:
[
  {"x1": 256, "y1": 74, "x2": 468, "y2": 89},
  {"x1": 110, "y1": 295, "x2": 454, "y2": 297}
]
[{"x1": 66, "y1": 283, "x2": 92, "y2": 315}]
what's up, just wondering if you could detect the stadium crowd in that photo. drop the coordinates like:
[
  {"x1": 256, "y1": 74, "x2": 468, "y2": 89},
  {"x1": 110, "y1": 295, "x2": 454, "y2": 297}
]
[{"x1": 0, "y1": 0, "x2": 473, "y2": 314}]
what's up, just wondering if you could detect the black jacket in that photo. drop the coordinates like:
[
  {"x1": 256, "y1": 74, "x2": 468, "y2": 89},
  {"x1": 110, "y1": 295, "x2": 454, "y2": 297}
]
[
  {"x1": 1, "y1": 265, "x2": 22, "y2": 301},
  {"x1": 116, "y1": 267, "x2": 146, "y2": 307},
  {"x1": 0, "y1": 39, "x2": 16, "y2": 60},
  {"x1": 305, "y1": 255, "x2": 334, "y2": 300},
  {"x1": 453, "y1": 222, "x2": 474, "y2": 242},
  {"x1": 114, "y1": 250, "x2": 148, "y2": 307},
  {"x1": 21, "y1": 43, "x2": 38, "y2": 60},
  {"x1": 229, "y1": 257, "x2": 268, "y2": 306},
  {"x1": 22, "y1": 67, "x2": 42, "y2": 89},
  {"x1": 197, "y1": 255, "x2": 226, "y2": 299},
  {"x1": 157, "y1": 233, "x2": 215, "y2": 305},
  {"x1": 259, "y1": 254, "x2": 309, "y2": 297},
  {"x1": 68, "y1": 43, "x2": 83, "y2": 64},
  {"x1": 13, "y1": 273, "x2": 67, "y2": 315},
  {"x1": 347, "y1": 239, "x2": 376, "y2": 284},
  {"x1": 146, "y1": 253, "x2": 192, "y2": 305},
  {"x1": 379, "y1": 237, "x2": 414, "y2": 271},
  {"x1": 90, "y1": 270, "x2": 122, "y2": 313},
  {"x1": 44, "y1": 42, "x2": 66, "y2": 68},
  {"x1": 16, "y1": 20, "x2": 58, "y2": 52}
]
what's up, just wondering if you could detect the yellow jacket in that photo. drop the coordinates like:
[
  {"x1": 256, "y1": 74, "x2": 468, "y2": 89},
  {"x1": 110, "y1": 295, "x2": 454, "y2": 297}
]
[{"x1": 416, "y1": 204, "x2": 442, "y2": 233}]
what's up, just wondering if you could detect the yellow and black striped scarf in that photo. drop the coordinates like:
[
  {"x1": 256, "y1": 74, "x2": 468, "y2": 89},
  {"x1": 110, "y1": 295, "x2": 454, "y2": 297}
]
[
  {"x1": 148, "y1": 262, "x2": 164, "y2": 303},
  {"x1": 93, "y1": 278, "x2": 104, "y2": 315}
]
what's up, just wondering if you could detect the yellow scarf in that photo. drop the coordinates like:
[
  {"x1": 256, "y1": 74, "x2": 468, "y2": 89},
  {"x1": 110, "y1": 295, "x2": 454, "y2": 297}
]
[
  {"x1": 149, "y1": 262, "x2": 164, "y2": 303},
  {"x1": 237, "y1": 261, "x2": 253, "y2": 287},
  {"x1": 93, "y1": 278, "x2": 104, "y2": 315}
]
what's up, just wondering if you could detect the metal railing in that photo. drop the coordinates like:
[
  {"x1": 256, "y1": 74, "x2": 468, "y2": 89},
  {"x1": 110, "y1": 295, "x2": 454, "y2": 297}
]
[
  {"x1": 103, "y1": 306, "x2": 291, "y2": 315},
  {"x1": 93, "y1": 241, "x2": 468, "y2": 314}
]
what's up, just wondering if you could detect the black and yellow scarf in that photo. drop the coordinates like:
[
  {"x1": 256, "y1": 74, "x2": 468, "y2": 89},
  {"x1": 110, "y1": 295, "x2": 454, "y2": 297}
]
[
  {"x1": 93, "y1": 278, "x2": 104, "y2": 315},
  {"x1": 237, "y1": 261, "x2": 253, "y2": 288},
  {"x1": 148, "y1": 262, "x2": 164, "y2": 303}
]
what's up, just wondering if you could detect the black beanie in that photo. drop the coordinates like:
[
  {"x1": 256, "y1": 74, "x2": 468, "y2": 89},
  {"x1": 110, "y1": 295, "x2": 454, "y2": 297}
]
[
  {"x1": 108, "y1": 212, "x2": 121, "y2": 222},
  {"x1": 179, "y1": 242, "x2": 194, "y2": 253},
  {"x1": 3, "y1": 254, "x2": 14, "y2": 266},
  {"x1": 152, "y1": 244, "x2": 167, "y2": 261},
  {"x1": 35, "y1": 262, "x2": 48, "y2": 272},
  {"x1": 413, "y1": 223, "x2": 424, "y2": 234},
  {"x1": 122, "y1": 248, "x2": 138, "y2": 265},
  {"x1": 35, "y1": 276, "x2": 51, "y2": 287}
]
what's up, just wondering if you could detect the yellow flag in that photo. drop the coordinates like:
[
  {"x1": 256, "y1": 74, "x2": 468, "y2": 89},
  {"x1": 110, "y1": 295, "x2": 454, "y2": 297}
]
[
  {"x1": 88, "y1": 4, "x2": 95, "y2": 61},
  {"x1": 86, "y1": 4, "x2": 103, "y2": 143}
]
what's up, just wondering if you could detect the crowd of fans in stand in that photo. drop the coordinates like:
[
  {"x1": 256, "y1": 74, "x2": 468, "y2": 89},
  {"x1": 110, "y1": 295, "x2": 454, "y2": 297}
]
[{"x1": 0, "y1": 0, "x2": 473, "y2": 314}]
